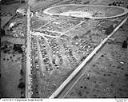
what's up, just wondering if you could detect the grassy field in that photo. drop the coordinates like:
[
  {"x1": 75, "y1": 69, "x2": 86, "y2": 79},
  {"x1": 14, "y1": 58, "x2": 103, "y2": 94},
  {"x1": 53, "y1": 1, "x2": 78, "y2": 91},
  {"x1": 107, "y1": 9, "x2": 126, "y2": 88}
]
[{"x1": 1, "y1": 0, "x2": 128, "y2": 98}]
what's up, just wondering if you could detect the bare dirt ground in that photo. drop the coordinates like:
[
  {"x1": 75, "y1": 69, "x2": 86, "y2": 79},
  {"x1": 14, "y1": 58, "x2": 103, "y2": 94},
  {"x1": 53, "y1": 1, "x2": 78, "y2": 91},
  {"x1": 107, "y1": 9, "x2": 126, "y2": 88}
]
[
  {"x1": 59, "y1": 0, "x2": 128, "y2": 98},
  {"x1": 64, "y1": 28, "x2": 128, "y2": 98},
  {"x1": 0, "y1": 0, "x2": 63, "y2": 98}
]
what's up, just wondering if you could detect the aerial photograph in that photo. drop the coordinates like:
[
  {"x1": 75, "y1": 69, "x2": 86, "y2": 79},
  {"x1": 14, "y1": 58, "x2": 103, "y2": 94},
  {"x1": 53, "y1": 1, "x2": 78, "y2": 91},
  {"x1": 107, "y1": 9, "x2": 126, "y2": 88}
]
[{"x1": 0, "y1": 0, "x2": 128, "y2": 100}]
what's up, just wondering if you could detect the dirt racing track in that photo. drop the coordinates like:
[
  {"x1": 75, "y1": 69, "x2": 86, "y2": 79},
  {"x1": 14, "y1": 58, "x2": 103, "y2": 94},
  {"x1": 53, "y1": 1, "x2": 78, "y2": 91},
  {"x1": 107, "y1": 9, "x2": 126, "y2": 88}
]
[{"x1": 24, "y1": 4, "x2": 128, "y2": 98}]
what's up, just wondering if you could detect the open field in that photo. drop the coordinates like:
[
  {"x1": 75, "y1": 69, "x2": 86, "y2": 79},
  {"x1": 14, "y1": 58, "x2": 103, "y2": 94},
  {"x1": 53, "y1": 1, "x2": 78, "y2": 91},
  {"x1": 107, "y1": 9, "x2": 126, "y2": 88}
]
[
  {"x1": 1, "y1": 0, "x2": 128, "y2": 98},
  {"x1": 28, "y1": 4, "x2": 128, "y2": 98}
]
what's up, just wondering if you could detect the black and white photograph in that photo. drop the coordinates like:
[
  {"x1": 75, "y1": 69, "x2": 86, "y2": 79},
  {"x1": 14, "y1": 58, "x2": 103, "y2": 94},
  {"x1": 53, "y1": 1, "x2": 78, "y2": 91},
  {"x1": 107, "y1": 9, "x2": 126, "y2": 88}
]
[{"x1": 0, "y1": 0, "x2": 128, "y2": 101}]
